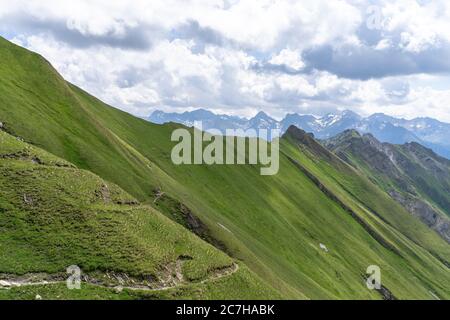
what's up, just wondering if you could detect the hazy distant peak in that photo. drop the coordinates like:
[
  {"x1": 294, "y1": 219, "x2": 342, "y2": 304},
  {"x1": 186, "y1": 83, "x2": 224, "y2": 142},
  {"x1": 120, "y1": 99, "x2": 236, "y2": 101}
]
[{"x1": 148, "y1": 109, "x2": 450, "y2": 159}]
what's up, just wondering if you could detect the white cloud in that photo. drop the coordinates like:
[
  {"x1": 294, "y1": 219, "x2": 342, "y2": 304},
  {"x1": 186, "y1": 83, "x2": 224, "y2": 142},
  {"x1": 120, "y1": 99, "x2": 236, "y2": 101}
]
[
  {"x1": 269, "y1": 49, "x2": 304, "y2": 71},
  {"x1": 348, "y1": 80, "x2": 386, "y2": 103},
  {"x1": 275, "y1": 74, "x2": 317, "y2": 97},
  {"x1": 1, "y1": 0, "x2": 450, "y2": 122},
  {"x1": 374, "y1": 38, "x2": 391, "y2": 50},
  {"x1": 382, "y1": 0, "x2": 450, "y2": 52}
]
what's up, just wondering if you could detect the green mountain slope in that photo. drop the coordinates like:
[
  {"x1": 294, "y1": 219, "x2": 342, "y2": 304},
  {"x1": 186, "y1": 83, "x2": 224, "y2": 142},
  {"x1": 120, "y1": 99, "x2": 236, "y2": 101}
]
[
  {"x1": 0, "y1": 129, "x2": 280, "y2": 300},
  {"x1": 0, "y1": 37, "x2": 449, "y2": 299},
  {"x1": 324, "y1": 130, "x2": 450, "y2": 243}
]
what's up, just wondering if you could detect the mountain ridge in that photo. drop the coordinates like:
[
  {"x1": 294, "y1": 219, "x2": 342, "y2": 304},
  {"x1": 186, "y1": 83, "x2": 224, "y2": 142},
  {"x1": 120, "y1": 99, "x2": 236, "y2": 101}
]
[
  {"x1": 149, "y1": 109, "x2": 450, "y2": 158},
  {"x1": 324, "y1": 129, "x2": 450, "y2": 243},
  {"x1": 1, "y1": 36, "x2": 450, "y2": 300},
  {"x1": 0, "y1": 128, "x2": 278, "y2": 300}
]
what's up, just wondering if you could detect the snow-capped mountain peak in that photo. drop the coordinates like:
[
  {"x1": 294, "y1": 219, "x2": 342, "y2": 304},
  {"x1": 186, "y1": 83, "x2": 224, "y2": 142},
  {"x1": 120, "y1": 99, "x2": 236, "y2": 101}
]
[{"x1": 148, "y1": 109, "x2": 450, "y2": 159}]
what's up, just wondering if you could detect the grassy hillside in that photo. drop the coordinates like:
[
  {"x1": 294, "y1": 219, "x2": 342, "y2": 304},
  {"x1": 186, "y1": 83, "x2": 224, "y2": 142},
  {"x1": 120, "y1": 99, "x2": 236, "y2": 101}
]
[
  {"x1": 325, "y1": 130, "x2": 450, "y2": 215},
  {"x1": 0, "y1": 130, "x2": 280, "y2": 300},
  {"x1": 0, "y1": 36, "x2": 449, "y2": 299},
  {"x1": 323, "y1": 130, "x2": 450, "y2": 243},
  {"x1": 281, "y1": 127, "x2": 450, "y2": 294}
]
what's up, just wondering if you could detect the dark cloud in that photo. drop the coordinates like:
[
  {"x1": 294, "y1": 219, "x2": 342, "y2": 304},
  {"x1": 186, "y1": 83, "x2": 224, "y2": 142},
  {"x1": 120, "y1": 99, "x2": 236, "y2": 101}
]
[
  {"x1": 302, "y1": 43, "x2": 450, "y2": 80},
  {"x1": 250, "y1": 61, "x2": 304, "y2": 75},
  {"x1": 169, "y1": 19, "x2": 245, "y2": 54},
  {"x1": 171, "y1": 20, "x2": 227, "y2": 47},
  {"x1": 116, "y1": 67, "x2": 148, "y2": 88},
  {"x1": 1, "y1": 14, "x2": 156, "y2": 50},
  {"x1": 355, "y1": 22, "x2": 388, "y2": 47},
  {"x1": 382, "y1": 79, "x2": 410, "y2": 101}
]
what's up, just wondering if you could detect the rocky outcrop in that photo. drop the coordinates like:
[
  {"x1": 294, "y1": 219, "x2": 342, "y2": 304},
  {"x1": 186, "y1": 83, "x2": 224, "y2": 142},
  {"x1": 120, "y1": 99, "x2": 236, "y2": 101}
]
[
  {"x1": 389, "y1": 190, "x2": 450, "y2": 243},
  {"x1": 325, "y1": 130, "x2": 450, "y2": 244},
  {"x1": 152, "y1": 191, "x2": 230, "y2": 254},
  {"x1": 284, "y1": 126, "x2": 342, "y2": 165},
  {"x1": 377, "y1": 285, "x2": 397, "y2": 300},
  {"x1": 324, "y1": 130, "x2": 405, "y2": 184}
]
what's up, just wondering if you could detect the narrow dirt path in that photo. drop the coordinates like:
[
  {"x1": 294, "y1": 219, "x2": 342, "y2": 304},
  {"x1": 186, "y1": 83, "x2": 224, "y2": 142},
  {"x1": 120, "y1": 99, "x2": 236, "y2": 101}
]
[{"x1": 0, "y1": 263, "x2": 240, "y2": 292}]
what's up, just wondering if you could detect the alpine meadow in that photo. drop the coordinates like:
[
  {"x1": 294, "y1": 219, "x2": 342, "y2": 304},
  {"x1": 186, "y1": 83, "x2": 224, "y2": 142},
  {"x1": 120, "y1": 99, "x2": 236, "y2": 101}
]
[
  {"x1": 0, "y1": 36, "x2": 449, "y2": 300},
  {"x1": 1, "y1": 0, "x2": 450, "y2": 306}
]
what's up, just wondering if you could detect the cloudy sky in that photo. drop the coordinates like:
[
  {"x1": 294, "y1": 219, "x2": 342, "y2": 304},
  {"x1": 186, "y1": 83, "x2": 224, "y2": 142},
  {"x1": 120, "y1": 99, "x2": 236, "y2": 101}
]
[{"x1": 1, "y1": 0, "x2": 450, "y2": 121}]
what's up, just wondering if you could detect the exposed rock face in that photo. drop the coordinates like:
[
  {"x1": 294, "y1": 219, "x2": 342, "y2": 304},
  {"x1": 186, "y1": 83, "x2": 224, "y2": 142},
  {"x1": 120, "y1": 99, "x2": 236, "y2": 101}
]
[
  {"x1": 377, "y1": 285, "x2": 397, "y2": 300},
  {"x1": 152, "y1": 191, "x2": 230, "y2": 254},
  {"x1": 325, "y1": 130, "x2": 450, "y2": 243},
  {"x1": 389, "y1": 190, "x2": 450, "y2": 243},
  {"x1": 324, "y1": 130, "x2": 405, "y2": 185}
]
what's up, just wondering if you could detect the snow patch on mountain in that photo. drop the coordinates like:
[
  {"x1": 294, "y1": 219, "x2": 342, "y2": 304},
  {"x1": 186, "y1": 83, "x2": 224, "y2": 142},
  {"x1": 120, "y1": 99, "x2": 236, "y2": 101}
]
[{"x1": 148, "y1": 109, "x2": 450, "y2": 159}]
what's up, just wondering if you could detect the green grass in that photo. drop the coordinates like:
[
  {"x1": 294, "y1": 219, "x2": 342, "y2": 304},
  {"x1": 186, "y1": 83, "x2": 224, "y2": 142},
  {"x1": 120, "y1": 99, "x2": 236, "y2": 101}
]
[
  {"x1": 281, "y1": 132, "x2": 450, "y2": 299},
  {"x1": 325, "y1": 133, "x2": 450, "y2": 219},
  {"x1": 0, "y1": 36, "x2": 449, "y2": 300},
  {"x1": 0, "y1": 264, "x2": 282, "y2": 300},
  {"x1": 0, "y1": 130, "x2": 279, "y2": 300}
]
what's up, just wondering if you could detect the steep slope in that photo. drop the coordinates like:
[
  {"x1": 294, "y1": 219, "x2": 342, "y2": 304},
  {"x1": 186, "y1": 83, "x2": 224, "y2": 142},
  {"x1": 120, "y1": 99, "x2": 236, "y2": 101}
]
[
  {"x1": 1, "y1": 37, "x2": 449, "y2": 299},
  {"x1": 324, "y1": 130, "x2": 450, "y2": 243},
  {"x1": 0, "y1": 129, "x2": 279, "y2": 300},
  {"x1": 281, "y1": 127, "x2": 450, "y2": 291}
]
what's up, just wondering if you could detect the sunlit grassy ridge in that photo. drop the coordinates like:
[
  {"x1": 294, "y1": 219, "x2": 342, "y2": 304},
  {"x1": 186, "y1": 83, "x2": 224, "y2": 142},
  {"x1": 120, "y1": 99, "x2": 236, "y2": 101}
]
[
  {"x1": 324, "y1": 130, "x2": 450, "y2": 219},
  {"x1": 0, "y1": 36, "x2": 449, "y2": 299},
  {"x1": 0, "y1": 130, "x2": 280, "y2": 300},
  {"x1": 281, "y1": 128, "x2": 450, "y2": 298}
]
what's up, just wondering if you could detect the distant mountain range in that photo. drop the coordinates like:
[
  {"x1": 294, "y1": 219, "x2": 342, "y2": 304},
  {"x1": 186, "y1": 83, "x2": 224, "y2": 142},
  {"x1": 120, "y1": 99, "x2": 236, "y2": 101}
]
[{"x1": 149, "y1": 109, "x2": 450, "y2": 159}]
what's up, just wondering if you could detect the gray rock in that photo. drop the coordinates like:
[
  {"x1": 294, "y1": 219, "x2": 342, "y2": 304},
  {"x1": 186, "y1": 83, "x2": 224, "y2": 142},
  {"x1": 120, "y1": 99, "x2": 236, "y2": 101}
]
[
  {"x1": 319, "y1": 243, "x2": 329, "y2": 252},
  {"x1": 0, "y1": 280, "x2": 12, "y2": 287},
  {"x1": 389, "y1": 190, "x2": 450, "y2": 243}
]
